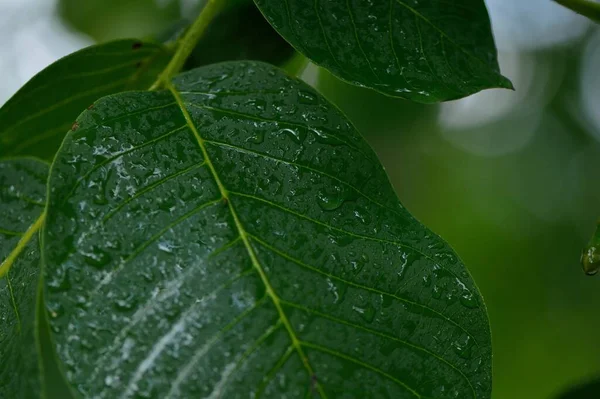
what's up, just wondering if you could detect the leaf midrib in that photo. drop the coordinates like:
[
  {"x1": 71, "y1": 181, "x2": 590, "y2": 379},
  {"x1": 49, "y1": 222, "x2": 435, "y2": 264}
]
[{"x1": 167, "y1": 82, "x2": 328, "y2": 398}]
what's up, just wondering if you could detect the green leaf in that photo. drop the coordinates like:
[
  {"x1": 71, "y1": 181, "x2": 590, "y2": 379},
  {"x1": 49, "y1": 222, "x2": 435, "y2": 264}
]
[
  {"x1": 183, "y1": 2, "x2": 296, "y2": 70},
  {"x1": 44, "y1": 61, "x2": 490, "y2": 398},
  {"x1": 0, "y1": 40, "x2": 172, "y2": 161},
  {"x1": 253, "y1": 0, "x2": 513, "y2": 102},
  {"x1": 555, "y1": 0, "x2": 600, "y2": 23},
  {"x1": 0, "y1": 158, "x2": 47, "y2": 398}
]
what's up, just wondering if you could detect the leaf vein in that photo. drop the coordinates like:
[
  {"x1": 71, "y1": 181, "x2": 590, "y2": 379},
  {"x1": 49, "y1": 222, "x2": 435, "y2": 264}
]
[
  {"x1": 249, "y1": 233, "x2": 479, "y2": 348},
  {"x1": 184, "y1": 102, "x2": 367, "y2": 158},
  {"x1": 203, "y1": 139, "x2": 398, "y2": 216},
  {"x1": 230, "y1": 189, "x2": 478, "y2": 312},
  {"x1": 169, "y1": 83, "x2": 328, "y2": 398},
  {"x1": 280, "y1": 299, "x2": 477, "y2": 398},
  {"x1": 300, "y1": 341, "x2": 421, "y2": 398}
]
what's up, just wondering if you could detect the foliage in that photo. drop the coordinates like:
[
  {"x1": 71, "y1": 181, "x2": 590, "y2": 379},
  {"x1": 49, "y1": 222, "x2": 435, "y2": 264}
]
[{"x1": 0, "y1": 0, "x2": 513, "y2": 397}]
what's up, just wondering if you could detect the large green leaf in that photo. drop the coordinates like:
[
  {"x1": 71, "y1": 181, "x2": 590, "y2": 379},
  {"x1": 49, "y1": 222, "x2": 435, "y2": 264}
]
[
  {"x1": 0, "y1": 158, "x2": 47, "y2": 398},
  {"x1": 44, "y1": 61, "x2": 490, "y2": 398},
  {"x1": 253, "y1": 0, "x2": 512, "y2": 102},
  {"x1": 0, "y1": 40, "x2": 172, "y2": 161}
]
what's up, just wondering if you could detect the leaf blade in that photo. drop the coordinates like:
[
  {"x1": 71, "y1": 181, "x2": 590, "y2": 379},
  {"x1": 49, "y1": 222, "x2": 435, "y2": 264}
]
[
  {"x1": 44, "y1": 61, "x2": 491, "y2": 398},
  {"x1": 0, "y1": 158, "x2": 48, "y2": 398},
  {"x1": 0, "y1": 40, "x2": 172, "y2": 161},
  {"x1": 253, "y1": 0, "x2": 512, "y2": 102}
]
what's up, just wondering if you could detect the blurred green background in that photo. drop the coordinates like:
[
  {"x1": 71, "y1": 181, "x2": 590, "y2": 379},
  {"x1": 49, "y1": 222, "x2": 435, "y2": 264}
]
[{"x1": 1, "y1": 0, "x2": 599, "y2": 398}]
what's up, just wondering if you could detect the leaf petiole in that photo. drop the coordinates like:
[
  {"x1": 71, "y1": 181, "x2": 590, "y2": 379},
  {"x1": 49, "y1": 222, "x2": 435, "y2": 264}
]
[{"x1": 150, "y1": 0, "x2": 224, "y2": 90}]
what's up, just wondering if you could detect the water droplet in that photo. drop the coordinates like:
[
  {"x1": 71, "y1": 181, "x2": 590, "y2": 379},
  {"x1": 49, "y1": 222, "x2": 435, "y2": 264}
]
[
  {"x1": 326, "y1": 278, "x2": 347, "y2": 304},
  {"x1": 311, "y1": 128, "x2": 341, "y2": 146},
  {"x1": 350, "y1": 252, "x2": 369, "y2": 274},
  {"x1": 297, "y1": 90, "x2": 318, "y2": 105},
  {"x1": 317, "y1": 186, "x2": 346, "y2": 211},
  {"x1": 459, "y1": 289, "x2": 478, "y2": 309},
  {"x1": 113, "y1": 294, "x2": 138, "y2": 312},
  {"x1": 278, "y1": 128, "x2": 307, "y2": 144},
  {"x1": 432, "y1": 284, "x2": 442, "y2": 299},
  {"x1": 352, "y1": 302, "x2": 376, "y2": 323},
  {"x1": 246, "y1": 130, "x2": 265, "y2": 144},
  {"x1": 353, "y1": 208, "x2": 371, "y2": 225},
  {"x1": 47, "y1": 267, "x2": 71, "y2": 292},
  {"x1": 581, "y1": 245, "x2": 600, "y2": 276},
  {"x1": 452, "y1": 335, "x2": 474, "y2": 359},
  {"x1": 93, "y1": 193, "x2": 108, "y2": 205},
  {"x1": 82, "y1": 246, "x2": 112, "y2": 269},
  {"x1": 47, "y1": 301, "x2": 64, "y2": 319},
  {"x1": 158, "y1": 241, "x2": 177, "y2": 254},
  {"x1": 245, "y1": 98, "x2": 267, "y2": 111}
]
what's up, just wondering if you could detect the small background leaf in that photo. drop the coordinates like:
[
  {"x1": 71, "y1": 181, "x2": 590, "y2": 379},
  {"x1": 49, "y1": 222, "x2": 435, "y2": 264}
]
[
  {"x1": 254, "y1": 0, "x2": 512, "y2": 102},
  {"x1": 555, "y1": 0, "x2": 600, "y2": 23},
  {"x1": 183, "y1": 1, "x2": 296, "y2": 70},
  {"x1": 0, "y1": 40, "x2": 172, "y2": 161},
  {"x1": 44, "y1": 61, "x2": 491, "y2": 398},
  {"x1": 0, "y1": 158, "x2": 47, "y2": 398}
]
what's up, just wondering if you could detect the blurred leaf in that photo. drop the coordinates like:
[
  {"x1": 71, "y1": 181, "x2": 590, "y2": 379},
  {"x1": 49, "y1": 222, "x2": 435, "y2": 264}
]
[
  {"x1": 556, "y1": 378, "x2": 600, "y2": 398},
  {"x1": 0, "y1": 158, "x2": 47, "y2": 398},
  {"x1": 555, "y1": 0, "x2": 600, "y2": 23},
  {"x1": 44, "y1": 61, "x2": 491, "y2": 398},
  {"x1": 0, "y1": 40, "x2": 172, "y2": 161},
  {"x1": 253, "y1": 0, "x2": 512, "y2": 102},
  {"x1": 59, "y1": 0, "x2": 181, "y2": 42},
  {"x1": 183, "y1": 2, "x2": 295, "y2": 70}
]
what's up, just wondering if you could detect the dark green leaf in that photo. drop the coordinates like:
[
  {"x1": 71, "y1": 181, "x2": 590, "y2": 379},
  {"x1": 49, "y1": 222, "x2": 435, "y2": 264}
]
[
  {"x1": 556, "y1": 378, "x2": 600, "y2": 399},
  {"x1": 59, "y1": 0, "x2": 181, "y2": 42},
  {"x1": 183, "y1": 2, "x2": 296, "y2": 70},
  {"x1": 253, "y1": 0, "x2": 512, "y2": 102},
  {"x1": 44, "y1": 61, "x2": 490, "y2": 398},
  {"x1": 0, "y1": 40, "x2": 172, "y2": 161},
  {"x1": 0, "y1": 158, "x2": 47, "y2": 398}
]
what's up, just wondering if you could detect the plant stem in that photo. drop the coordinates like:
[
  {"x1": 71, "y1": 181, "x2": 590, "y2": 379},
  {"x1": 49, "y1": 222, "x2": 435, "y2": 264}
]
[{"x1": 150, "y1": 0, "x2": 224, "y2": 90}]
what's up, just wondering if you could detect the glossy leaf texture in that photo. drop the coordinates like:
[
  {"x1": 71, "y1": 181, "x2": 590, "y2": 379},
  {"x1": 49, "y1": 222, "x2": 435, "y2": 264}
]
[
  {"x1": 0, "y1": 159, "x2": 47, "y2": 398},
  {"x1": 183, "y1": 1, "x2": 296, "y2": 71},
  {"x1": 253, "y1": 0, "x2": 512, "y2": 102},
  {"x1": 44, "y1": 61, "x2": 491, "y2": 398},
  {"x1": 0, "y1": 40, "x2": 172, "y2": 161}
]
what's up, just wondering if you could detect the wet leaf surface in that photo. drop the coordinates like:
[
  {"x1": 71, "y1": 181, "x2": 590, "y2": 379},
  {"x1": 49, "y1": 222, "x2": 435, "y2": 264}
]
[
  {"x1": 254, "y1": 0, "x2": 512, "y2": 102},
  {"x1": 0, "y1": 159, "x2": 48, "y2": 398},
  {"x1": 44, "y1": 61, "x2": 491, "y2": 398},
  {"x1": 0, "y1": 40, "x2": 171, "y2": 161}
]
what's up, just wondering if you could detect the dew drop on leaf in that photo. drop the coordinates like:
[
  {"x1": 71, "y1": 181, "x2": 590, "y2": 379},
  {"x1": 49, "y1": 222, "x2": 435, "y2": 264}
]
[
  {"x1": 297, "y1": 90, "x2": 318, "y2": 105},
  {"x1": 317, "y1": 186, "x2": 346, "y2": 211},
  {"x1": 81, "y1": 246, "x2": 112, "y2": 269}
]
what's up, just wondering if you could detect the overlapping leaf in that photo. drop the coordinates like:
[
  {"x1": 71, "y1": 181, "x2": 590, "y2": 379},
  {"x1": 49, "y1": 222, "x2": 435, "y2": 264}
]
[
  {"x1": 0, "y1": 159, "x2": 47, "y2": 398},
  {"x1": 254, "y1": 0, "x2": 512, "y2": 102},
  {"x1": 0, "y1": 40, "x2": 172, "y2": 161},
  {"x1": 44, "y1": 61, "x2": 491, "y2": 398}
]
